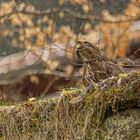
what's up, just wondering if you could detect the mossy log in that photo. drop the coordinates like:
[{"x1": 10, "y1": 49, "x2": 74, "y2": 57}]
[{"x1": 0, "y1": 72, "x2": 139, "y2": 140}]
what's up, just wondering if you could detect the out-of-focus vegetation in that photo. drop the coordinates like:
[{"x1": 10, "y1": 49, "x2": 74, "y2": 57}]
[{"x1": 0, "y1": 0, "x2": 140, "y2": 100}]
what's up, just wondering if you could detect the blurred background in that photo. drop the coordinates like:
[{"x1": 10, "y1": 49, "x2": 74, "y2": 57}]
[{"x1": 0, "y1": 0, "x2": 140, "y2": 101}]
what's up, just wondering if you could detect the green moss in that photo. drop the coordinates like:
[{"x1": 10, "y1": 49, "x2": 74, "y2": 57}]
[
  {"x1": 0, "y1": 100, "x2": 16, "y2": 106},
  {"x1": 62, "y1": 88, "x2": 82, "y2": 96},
  {"x1": 0, "y1": 72, "x2": 139, "y2": 139},
  {"x1": 135, "y1": 129, "x2": 140, "y2": 140}
]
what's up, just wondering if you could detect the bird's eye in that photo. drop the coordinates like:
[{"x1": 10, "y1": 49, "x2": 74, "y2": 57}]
[{"x1": 84, "y1": 42, "x2": 90, "y2": 48}]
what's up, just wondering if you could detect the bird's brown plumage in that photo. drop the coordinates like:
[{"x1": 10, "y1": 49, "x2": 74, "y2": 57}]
[{"x1": 76, "y1": 41, "x2": 124, "y2": 86}]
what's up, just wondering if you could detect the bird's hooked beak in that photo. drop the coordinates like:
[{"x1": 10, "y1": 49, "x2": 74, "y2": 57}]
[
  {"x1": 76, "y1": 41, "x2": 81, "y2": 49},
  {"x1": 75, "y1": 41, "x2": 83, "y2": 62},
  {"x1": 76, "y1": 41, "x2": 86, "y2": 50}
]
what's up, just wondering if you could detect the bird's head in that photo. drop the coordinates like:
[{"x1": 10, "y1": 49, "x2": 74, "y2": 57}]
[{"x1": 75, "y1": 41, "x2": 101, "y2": 63}]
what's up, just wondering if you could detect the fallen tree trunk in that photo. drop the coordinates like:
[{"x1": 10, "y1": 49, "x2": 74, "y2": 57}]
[{"x1": 0, "y1": 72, "x2": 140, "y2": 140}]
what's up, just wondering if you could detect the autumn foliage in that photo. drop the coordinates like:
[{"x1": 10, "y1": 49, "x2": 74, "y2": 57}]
[{"x1": 0, "y1": 0, "x2": 140, "y2": 100}]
